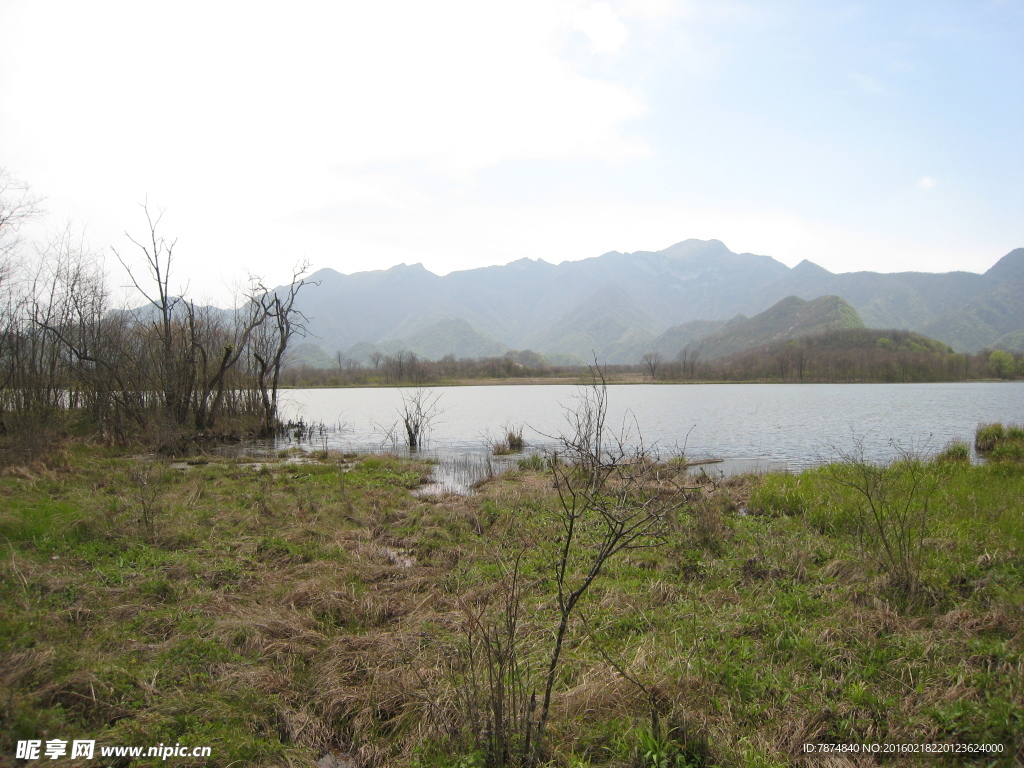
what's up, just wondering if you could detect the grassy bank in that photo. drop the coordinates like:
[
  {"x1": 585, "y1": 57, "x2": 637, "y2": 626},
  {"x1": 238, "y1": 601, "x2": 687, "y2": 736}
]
[{"x1": 1, "y1": 443, "x2": 1022, "y2": 767}]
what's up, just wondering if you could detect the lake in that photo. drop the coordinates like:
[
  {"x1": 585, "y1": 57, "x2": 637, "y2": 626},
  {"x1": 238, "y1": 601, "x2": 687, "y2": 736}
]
[{"x1": 276, "y1": 382, "x2": 1024, "y2": 475}]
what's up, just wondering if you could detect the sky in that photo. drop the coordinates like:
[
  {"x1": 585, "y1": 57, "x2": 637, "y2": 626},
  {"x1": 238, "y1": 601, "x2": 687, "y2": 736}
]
[{"x1": 2, "y1": 0, "x2": 1022, "y2": 304}]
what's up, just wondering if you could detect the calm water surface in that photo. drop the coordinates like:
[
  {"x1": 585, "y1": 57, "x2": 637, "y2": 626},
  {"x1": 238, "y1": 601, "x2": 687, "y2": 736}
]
[{"x1": 278, "y1": 382, "x2": 1023, "y2": 473}]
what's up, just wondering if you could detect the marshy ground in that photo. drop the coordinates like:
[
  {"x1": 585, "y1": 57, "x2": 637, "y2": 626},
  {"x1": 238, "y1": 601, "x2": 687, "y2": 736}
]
[{"x1": 0, "y1": 442, "x2": 1021, "y2": 767}]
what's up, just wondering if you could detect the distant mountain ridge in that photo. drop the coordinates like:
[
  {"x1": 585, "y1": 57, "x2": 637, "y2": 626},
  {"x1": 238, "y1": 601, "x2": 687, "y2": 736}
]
[{"x1": 275, "y1": 240, "x2": 1023, "y2": 364}]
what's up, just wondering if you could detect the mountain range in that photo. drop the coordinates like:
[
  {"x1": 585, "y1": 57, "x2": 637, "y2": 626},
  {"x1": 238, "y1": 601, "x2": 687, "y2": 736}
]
[{"x1": 278, "y1": 239, "x2": 1024, "y2": 365}]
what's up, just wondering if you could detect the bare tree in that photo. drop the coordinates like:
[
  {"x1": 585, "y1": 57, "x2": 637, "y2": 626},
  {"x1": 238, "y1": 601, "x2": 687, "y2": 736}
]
[
  {"x1": 0, "y1": 168, "x2": 43, "y2": 267},
  {"x1": 30, "y1": 226, "x2": 152, "y2": 437},
  {"x1": 384, "y1": 349, "x2": 413, "y2": 383},
  {"x1": 33, "y1": 206, "x2": 314, "y2": 443},
  {"x1": 27, "y1": 228, "x2": 102, "y2": 411},
  {"x1": 676, "y1": 347, "x2": 700, "y2": 379},
  {"x1": 192, "y1": 290, "x2": 272, "y2": 430},
  {"x1": 112, "y1": 203, "x2": 198, "y2": 425},
  {"x1": 640, "y1": 350, "x2": 663, "y2": 381},
  {"x1": 0, "y1": 170, "x2": 43, "y2": 426},
  {"x1": 251, "y1": 263, "x2": 315, "y2": 435},
  {"x1": 113, "y1": 208, "x2": 313, "y2": 434},
  {"x1": 3, "y1": 187, "x2": 321, "y2": 446}
]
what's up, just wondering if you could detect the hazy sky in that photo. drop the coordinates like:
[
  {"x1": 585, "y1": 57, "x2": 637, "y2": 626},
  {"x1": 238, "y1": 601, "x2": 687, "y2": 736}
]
[{"x1": 2, "y1": 0, "x2": 1022, "y2": 302}]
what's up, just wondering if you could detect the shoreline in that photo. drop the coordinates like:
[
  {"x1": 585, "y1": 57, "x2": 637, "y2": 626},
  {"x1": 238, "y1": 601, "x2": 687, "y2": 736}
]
[{"x1": 281, "y1": 376, "x2": 1010, "y2": 389}]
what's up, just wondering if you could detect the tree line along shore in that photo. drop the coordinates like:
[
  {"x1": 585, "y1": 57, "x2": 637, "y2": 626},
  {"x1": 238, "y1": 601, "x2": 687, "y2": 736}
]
[{"x1": 279, "y1": 331, "x2": 1022, "y2": 389}]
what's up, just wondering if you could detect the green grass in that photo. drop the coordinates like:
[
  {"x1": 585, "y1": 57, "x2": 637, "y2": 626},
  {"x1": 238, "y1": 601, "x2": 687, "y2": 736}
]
[
  {"x1": 1, "y1": 445, "x2": 1022, "y2": 767},
  {"x1": 975, "y1": 422, "x2": 1024, "y2": 456},
  {"x1": 935, "y1": 439, "x2": 971, "y2": 464}
]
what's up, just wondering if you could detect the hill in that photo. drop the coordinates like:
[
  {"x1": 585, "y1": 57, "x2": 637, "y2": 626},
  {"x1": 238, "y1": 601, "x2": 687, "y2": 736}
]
[
  {"x1": 649, "y1": 319, "x2": 726, "y2": 359},
  {"x1": 710, "y1": 327, "x2": 961, "y2": 382},
  {"x1": 993, "y1": 331, "x2": 1024, "y2": 354},
  {"x1": 283, "y1": 341, "x2": 337, "y2": 369},
  {"x1": 388, "y1": 317, "x2": 508, "y2": 361},
  {"x1": 678, "y1": 295, "x2": 864, "y2": 361}
]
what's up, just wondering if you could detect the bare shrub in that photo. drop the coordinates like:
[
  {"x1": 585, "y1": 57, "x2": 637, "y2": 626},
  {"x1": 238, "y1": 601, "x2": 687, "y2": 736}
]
[
  {"x1": 454, "y1": 555, "x2": 537, "y2": 767},
  {"x1": 822, "y1": 443, "x2": 938, "y2": 606},
  {"x1": 451, "y1": 363, "x2": 689, "y2": 765},
  {"x1": 532, "y1": 365, "x2": 687, "y2": 757},
  {"x1": 397, "y1": 387, "x2": 443, "y2": 451},
  {"x1": 127, "y1": 459, "x2": 168, "y2": 538}
]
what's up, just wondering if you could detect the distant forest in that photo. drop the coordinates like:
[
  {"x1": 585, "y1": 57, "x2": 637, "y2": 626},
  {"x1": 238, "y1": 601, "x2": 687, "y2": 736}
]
[{"x1": 280, "y1": 328, "x2": 1023, "y2": 387}]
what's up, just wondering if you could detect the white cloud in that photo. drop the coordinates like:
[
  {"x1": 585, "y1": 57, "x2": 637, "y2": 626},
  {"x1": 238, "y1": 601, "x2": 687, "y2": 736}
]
[
  {"x1": 572, "y1": 3, "x2": 630, "y2": 53},
  {"x1": 1, "y1": 1, "x2": 647, "y2": 179},
  {"x1": 917, "y1": 176, "x2": 938, "y2": 189},
  {"x1": 0, "y1": 0, "x2": 651, "y2": 296},
  {"x1": 618, "y1": 0, "x2": 687, "y2": 20}
]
